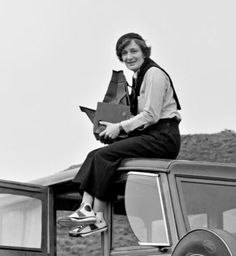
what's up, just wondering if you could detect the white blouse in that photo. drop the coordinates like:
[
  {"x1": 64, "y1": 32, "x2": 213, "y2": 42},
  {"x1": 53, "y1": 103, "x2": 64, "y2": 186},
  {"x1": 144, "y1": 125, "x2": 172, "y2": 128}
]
[{"x1": 120, "y1": 67, "x2": 181, "y2": 133}]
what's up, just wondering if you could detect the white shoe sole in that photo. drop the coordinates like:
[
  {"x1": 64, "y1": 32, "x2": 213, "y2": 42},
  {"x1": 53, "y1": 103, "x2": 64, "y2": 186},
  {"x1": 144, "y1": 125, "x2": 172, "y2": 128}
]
[
  {"x1": 80, "y1": 226, "x2": 108, "y2": 237},
  {"x1": 58, "y1": 216, "x2": 96, "y2": 227}
]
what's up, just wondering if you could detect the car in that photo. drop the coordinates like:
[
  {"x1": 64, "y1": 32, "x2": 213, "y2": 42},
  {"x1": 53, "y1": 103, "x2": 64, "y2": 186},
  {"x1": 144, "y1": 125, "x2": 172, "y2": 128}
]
[{"x1": 1, "y1": 158, "x2": 236, "y2": 255}]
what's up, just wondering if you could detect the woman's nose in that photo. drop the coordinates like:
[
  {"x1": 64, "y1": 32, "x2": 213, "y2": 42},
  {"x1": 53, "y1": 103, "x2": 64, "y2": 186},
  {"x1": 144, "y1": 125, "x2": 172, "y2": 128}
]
[{"x1": 126, "y1": 52, "x2": 133, "y2": 60}]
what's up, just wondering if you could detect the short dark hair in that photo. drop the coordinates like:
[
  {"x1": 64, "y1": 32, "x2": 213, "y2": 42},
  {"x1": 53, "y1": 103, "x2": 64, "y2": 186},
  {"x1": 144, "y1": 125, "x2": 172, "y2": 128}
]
[{"x1": 116, "y1": 33, "x2": 151, "y2": 61}]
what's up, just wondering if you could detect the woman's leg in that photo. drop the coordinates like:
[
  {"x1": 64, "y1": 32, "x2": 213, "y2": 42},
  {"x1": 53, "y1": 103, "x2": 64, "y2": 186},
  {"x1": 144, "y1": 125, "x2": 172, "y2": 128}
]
[
  {"x1": 93, "y1": 197, "x2": 106, "y2": 212},
  {"x1": 82, "y1": 191, "x2": 93, "y2": 206},
  {"x1": 81, "y1": 192, "x2": 106, "y2": 223},
  {"x1": 74, "y1": 122, "x2": 180, "y2": 201},
  {"x1": 93, "y1": 197, "x2": 106, "y2": 230}
]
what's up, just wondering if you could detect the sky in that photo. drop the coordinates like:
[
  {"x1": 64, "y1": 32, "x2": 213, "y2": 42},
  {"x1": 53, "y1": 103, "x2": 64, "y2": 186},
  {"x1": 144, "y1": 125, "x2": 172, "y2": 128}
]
[{"x1": 0, "y1": 0, "x2": 236, "y2": 182}]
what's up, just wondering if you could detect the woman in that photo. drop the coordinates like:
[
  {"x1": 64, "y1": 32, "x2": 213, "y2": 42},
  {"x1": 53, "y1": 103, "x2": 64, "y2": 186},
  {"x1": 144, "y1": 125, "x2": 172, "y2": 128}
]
[{"x1": 58, "y1": 32, "x2": 181, "y2": 237}]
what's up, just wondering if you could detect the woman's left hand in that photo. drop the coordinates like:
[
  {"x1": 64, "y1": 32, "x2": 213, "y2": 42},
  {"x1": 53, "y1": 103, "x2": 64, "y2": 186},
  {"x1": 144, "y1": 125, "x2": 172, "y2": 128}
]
[{"x1": 99, "y1": 121, "x2": 120, "y2": 140}]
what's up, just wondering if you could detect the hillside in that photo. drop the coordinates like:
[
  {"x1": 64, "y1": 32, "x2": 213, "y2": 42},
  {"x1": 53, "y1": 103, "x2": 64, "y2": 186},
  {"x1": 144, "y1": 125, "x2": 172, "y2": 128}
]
[
  {"x1": 57, "y1": 129, "x2": 236, "y2": 256},
  {"x1": 178, "y1": 129, "x2": 236, "y2": 163}
]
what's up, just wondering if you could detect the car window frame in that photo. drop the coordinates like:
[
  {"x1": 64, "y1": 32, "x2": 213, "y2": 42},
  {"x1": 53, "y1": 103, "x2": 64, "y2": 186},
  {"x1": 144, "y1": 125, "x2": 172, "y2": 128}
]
[
  {"x1": 0, "y1": 179, "x2": 49, "y2": 255},
  {"x1": 175, "y1": 176, "x2": 236, "y2": 232}
]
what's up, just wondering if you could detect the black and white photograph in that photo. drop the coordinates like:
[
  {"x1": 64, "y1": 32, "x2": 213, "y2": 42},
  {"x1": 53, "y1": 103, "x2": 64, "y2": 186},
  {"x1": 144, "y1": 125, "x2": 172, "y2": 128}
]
[{"x1": 0, "y1": 1, "x2": 236, "y2": 255}]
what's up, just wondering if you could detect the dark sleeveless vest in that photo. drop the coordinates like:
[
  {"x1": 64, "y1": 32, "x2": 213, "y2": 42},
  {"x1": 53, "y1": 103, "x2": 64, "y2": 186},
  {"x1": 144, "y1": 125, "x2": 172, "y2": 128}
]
[{"x1": 130, "y1": 58, "x2": 181, "y2": 115}]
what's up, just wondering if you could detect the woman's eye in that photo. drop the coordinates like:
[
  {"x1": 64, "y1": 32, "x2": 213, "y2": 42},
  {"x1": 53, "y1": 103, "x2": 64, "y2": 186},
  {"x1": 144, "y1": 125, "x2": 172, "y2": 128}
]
[{"x1": 131, "y1": 49, "x2": 137, "y2": 53}]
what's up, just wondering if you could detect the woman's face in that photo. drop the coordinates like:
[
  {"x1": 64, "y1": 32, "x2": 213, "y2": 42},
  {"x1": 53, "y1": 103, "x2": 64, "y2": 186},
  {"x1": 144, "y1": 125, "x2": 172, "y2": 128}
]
[{"x1": 121, "y1": 39, "x2": 145, "y2": 72}]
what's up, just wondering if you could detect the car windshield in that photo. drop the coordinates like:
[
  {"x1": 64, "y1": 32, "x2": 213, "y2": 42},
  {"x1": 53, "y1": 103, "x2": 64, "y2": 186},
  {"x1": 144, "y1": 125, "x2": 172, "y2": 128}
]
[
  {"x1": 125, "y1": 172, "x2": 170, "y2": 246},
  {"x1": 178, "y1": 178, "x2": 236, "y2": 238}
]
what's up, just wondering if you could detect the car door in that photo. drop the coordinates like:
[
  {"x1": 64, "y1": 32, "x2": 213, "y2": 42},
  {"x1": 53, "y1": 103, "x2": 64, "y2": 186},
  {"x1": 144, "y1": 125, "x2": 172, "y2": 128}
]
[{"x1": 0, "y1": 179, "x2": 50, "y2": 256}]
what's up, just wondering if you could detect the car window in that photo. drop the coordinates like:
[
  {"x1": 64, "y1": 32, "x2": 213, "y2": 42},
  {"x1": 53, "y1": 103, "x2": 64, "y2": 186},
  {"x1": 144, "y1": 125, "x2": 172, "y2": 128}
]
[
  {"x1": 0, "y1": 193, "x2": 42, "y2": 248},
  {"x1": 178, "y1": 179, "x2": 236, "y2": 238},
  {"x1": 124, "y1": 172, "x2": 170, "y2": 246}
]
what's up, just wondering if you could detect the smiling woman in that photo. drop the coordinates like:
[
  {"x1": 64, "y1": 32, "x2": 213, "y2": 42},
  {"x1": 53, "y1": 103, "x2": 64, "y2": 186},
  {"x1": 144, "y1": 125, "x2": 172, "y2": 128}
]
[
  {"x1": 116, "y1": 34, "x2": 151, "y2": 72},
  {"x1": 57, "y1": 32, "x2": 182, "y2": 238}
]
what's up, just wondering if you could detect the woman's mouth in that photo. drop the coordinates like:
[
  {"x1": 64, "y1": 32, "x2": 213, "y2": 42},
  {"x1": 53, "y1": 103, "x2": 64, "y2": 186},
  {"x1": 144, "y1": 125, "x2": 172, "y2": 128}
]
[{"x1": 127, "y1": 61, "x2": 136, "y2": 66}]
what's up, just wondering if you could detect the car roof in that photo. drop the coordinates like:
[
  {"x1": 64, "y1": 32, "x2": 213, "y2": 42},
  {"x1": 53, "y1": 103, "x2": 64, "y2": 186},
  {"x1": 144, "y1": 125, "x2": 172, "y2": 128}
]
[
  {"x1": 31, "y1": 158, "x2": 236, "y2": 187},
  {"x1": 31, "y1": 158, "x2": 174, "y2": 186}
]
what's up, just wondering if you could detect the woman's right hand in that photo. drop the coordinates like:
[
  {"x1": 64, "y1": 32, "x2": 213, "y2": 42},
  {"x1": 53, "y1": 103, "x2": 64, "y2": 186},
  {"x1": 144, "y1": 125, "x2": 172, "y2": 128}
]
[{"x1": 99, "y1": 121, "x2": 120, "y2": 140}]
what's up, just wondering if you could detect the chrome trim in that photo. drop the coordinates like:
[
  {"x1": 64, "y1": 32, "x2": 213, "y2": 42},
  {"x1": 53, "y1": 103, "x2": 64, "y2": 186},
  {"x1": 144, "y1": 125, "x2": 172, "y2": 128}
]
[
  {"x1": 155, "y1": 176, "x2": 171, "y2": 246},
  {"x1": 127, "y1": 171, "x2": 159, "y2": 177}
]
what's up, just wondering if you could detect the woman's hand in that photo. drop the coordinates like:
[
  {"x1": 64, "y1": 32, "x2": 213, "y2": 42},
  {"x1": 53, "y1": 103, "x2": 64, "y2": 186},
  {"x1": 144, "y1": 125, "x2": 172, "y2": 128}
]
[{"x1": 99, "y1": 121, "x2": 120, "y2": 141}]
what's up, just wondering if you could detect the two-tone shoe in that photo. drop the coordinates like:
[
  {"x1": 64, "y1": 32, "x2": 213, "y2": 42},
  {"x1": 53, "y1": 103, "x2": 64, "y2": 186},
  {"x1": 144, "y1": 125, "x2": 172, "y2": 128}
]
[
  {"x1": 69, "y1": 219, "x2": 107, "y2": 237},
  {"x1": 57, "y1": 202, "x2": 96, "y2": 227}
]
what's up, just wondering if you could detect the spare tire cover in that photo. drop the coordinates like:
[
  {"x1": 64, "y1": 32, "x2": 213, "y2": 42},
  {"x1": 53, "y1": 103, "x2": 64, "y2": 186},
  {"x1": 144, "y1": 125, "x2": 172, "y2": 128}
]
[{"x1": 172, "y1": 228, "x2": 236, "y2": 256}]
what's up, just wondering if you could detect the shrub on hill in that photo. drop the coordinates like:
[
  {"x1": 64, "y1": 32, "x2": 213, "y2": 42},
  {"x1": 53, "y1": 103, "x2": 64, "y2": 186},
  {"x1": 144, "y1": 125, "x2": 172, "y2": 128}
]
[{"x1": 178, "y1": 130, "x2": 236, "y2": 163}]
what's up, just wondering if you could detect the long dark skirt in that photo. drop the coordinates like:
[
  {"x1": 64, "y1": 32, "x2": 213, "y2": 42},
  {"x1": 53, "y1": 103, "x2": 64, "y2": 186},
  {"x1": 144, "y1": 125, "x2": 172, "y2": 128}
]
[{"x1": 73, "y1": 118, "x2": 181, "y2": 201}]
